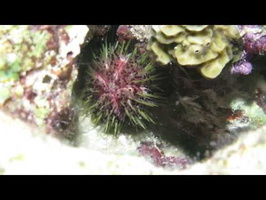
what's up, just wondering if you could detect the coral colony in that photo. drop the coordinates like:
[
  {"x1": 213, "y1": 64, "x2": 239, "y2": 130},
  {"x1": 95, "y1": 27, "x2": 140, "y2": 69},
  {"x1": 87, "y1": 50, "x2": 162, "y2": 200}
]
[
  {"x1": 148, "y1": 25, "x2": 242, "y2": 78},
  {"x1": 82, "y1": 42, "x2": 163, "y2": 134}
]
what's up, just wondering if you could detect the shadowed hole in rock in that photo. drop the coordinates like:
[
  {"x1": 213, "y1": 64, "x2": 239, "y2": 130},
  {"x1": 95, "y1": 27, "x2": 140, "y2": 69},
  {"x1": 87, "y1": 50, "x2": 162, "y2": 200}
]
[{"x1": 72, "y1": 25, "x2": 266, "y2": 164}]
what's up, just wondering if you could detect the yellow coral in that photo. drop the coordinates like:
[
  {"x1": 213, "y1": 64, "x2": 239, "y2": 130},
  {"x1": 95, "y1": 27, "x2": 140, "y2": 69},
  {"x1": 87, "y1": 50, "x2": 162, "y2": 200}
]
[
  {"x1": 200, "y1": 47, "x2": 233, "y2": 79},
  {"x1": 148, "y1": 25, "x2": 242, "y2": 79},
  {"x1": 150, "y1": 41, "x2": 171, "y2": 65}
]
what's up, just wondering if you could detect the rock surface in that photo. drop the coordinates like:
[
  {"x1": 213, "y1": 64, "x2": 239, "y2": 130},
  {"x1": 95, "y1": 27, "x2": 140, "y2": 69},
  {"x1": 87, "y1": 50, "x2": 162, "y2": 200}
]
[{"x1": 1, "y1": 110, "x2": 266, "y2": 174}]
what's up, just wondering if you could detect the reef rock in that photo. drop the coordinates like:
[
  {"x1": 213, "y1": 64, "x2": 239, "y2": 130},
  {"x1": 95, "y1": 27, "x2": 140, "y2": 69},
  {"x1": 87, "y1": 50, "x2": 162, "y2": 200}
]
[{"x1": 0, "y1": 25, "x2": 88, "y2": 137}]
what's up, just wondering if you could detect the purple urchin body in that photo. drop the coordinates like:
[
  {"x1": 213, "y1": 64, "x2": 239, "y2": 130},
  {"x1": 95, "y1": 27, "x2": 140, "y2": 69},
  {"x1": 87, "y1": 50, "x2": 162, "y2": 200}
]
[
  {"x1": 83, "y1": 42, "x2": 161, "y2": 134},
  {"x1": 93, "y1": 54, "x2": 144, "y2": 121}
]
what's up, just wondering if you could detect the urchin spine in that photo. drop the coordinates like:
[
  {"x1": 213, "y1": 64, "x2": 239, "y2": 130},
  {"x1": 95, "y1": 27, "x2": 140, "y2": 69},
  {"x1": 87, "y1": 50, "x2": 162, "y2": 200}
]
[{"x1": 82, "y1": 41, "x2": 163, "y2": 134}]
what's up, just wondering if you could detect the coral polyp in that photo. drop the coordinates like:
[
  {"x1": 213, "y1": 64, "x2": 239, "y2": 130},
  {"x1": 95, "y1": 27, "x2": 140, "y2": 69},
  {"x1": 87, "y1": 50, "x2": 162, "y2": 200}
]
[{"x1": 82, "y1": 41, "x2": 163, "y2": 134}]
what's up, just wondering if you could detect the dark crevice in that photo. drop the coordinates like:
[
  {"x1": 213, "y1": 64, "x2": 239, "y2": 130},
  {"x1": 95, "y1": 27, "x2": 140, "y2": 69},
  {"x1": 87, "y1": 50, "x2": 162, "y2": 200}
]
[{"x1": 72, "y1": 26, "x2": 266, "y2": 162}]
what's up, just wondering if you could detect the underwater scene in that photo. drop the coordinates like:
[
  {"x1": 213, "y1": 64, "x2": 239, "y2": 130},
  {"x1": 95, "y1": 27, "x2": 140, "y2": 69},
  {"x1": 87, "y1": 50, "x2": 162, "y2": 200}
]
[{"x1": 1, "y1": 25, "x2": 266, "y2": 174}]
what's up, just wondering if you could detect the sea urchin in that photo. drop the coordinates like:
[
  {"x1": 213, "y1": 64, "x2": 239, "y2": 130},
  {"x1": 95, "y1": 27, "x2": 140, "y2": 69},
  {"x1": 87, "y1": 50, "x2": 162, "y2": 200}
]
[{"x1": 82, "y1": 41, "x2": 163, "y2": 134}]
